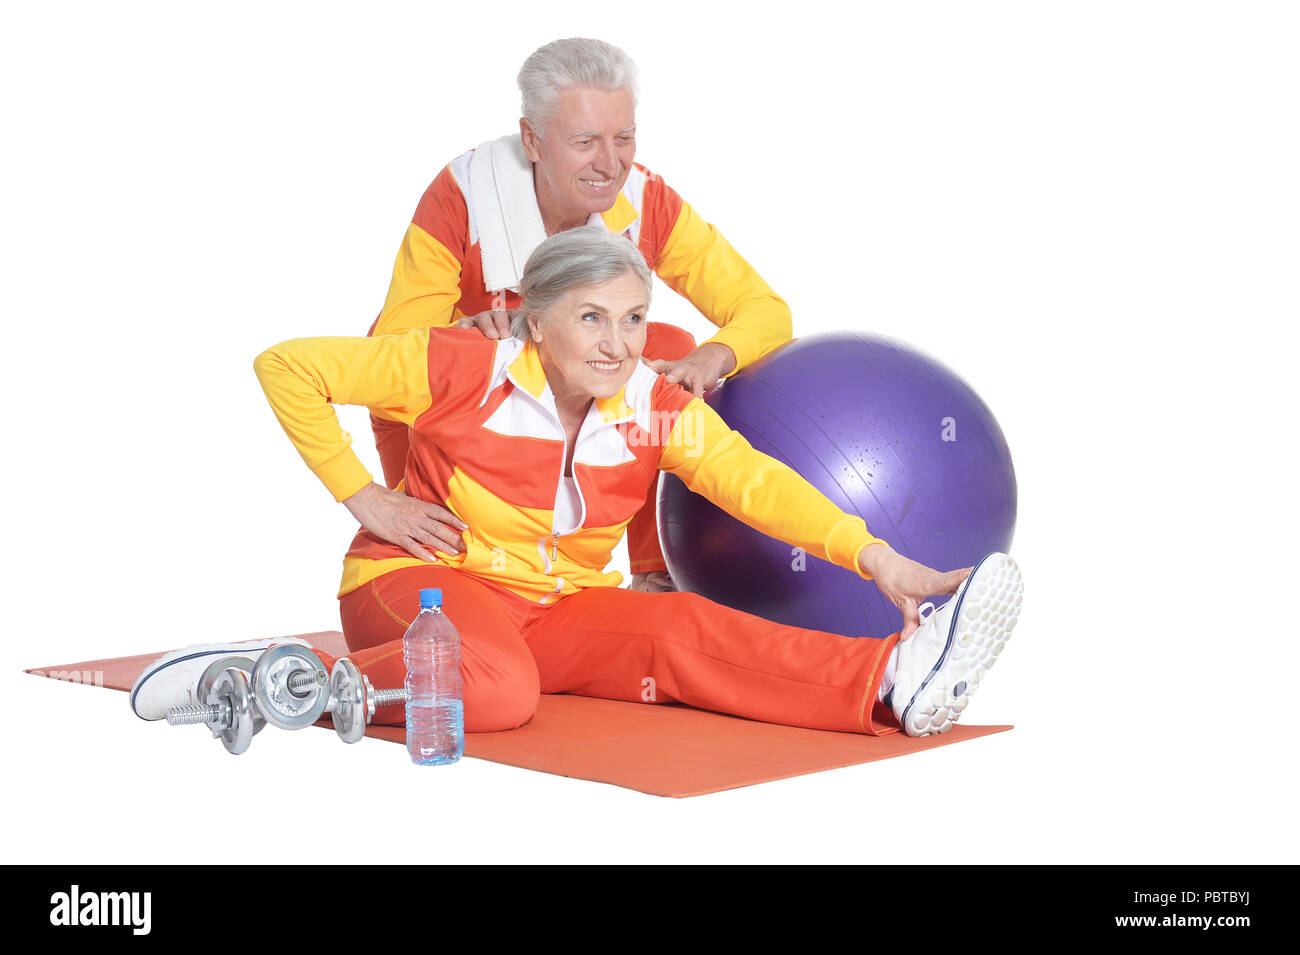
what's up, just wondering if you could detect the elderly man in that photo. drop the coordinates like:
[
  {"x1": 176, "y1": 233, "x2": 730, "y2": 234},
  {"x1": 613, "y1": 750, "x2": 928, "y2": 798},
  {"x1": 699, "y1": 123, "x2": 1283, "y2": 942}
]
[{"x1": 367, "y1": 37, "x2": 793, "y2": 593}]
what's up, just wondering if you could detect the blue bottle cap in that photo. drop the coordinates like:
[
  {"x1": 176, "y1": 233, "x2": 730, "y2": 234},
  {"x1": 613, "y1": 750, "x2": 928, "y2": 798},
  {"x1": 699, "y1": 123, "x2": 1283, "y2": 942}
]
[{"x1": 419, "y1": 588, "x2": 443, "y2": 609}]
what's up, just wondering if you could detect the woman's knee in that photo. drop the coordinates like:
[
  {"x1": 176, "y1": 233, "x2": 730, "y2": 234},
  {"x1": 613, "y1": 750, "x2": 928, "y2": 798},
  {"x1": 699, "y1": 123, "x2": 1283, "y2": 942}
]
[
  {"x1": 360, "y1": 634, "x2": 540, "y2": 731},
  {"x1": 340, "y1": 566, "x2": 541, "y2": 731},
  {"x1": 464, "y1": 654, "x2": 540, "y2": 732}
]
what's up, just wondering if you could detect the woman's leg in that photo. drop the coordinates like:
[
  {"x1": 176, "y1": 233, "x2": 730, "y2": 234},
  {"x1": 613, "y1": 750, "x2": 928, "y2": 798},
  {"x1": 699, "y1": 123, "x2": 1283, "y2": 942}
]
[
  {"x1": 522, "y1": 588, "x2": 901, "y2": 735},
  {"x1": 328, "y1": 566, "x2": 540, "y2": 732},
  {"x1": 627, "y1": 322, "x2": 697, "y2": 576}
]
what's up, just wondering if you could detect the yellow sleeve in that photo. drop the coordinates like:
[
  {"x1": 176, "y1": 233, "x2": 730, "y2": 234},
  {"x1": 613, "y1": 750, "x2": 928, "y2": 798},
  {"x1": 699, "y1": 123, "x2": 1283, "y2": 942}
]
[
  {"x1": 658, "y1": 398, "x2": 888, "y2": 579},
  {"x1": 654, "y1": 200, "x2": 794, "y2": 375},
  {"x1": 253, "y1": 331, "x2": 436, "y2": 502},
  {"x1": 373, "y1": 222, "x2": 464, "y2": 336}
]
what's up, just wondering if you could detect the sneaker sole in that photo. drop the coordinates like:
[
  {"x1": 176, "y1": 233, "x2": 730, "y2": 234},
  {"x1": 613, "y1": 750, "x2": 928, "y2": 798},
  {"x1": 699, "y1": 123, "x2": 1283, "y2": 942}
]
[{"x1": 900, "y1": 552, "x2": 1023, "y2": 737}]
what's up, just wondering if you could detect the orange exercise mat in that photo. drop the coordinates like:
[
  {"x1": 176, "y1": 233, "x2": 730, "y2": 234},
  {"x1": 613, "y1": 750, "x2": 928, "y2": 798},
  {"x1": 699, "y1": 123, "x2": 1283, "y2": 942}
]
[{"x1": 27, "y1": 631, "x2": 1011, "y2": 797}]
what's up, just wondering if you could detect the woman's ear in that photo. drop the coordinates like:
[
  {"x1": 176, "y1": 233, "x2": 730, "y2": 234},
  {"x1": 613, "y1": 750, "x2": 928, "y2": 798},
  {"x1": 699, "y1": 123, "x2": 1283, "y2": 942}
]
[{"x1": 526, "y1": 311, "x2": 544, "y2": 342}]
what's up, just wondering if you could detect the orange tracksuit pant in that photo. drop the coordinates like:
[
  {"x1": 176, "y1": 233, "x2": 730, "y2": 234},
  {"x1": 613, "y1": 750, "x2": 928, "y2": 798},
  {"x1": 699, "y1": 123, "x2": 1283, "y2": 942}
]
[
  {"x1": 320, "y1": 565, "x2": 903, "y2": 736},
  {"x1": 370, "y1": 321, "x2": 698, "y2": 576}
]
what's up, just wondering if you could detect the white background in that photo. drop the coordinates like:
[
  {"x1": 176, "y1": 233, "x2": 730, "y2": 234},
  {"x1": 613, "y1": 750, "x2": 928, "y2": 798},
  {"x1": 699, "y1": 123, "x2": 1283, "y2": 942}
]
[{"x1": 2, "y1": 0, "x2": 1296, "y2": 864}]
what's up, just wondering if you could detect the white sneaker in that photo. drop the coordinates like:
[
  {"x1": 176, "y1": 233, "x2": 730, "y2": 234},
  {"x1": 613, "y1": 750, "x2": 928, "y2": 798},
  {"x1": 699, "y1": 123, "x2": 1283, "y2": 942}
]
[
  {"x1": 129, "y1": 637, "x2": 314, "y2": 721},
  {"x1": 888, "y1": 552, "x2": 1023, "y2": 737}
]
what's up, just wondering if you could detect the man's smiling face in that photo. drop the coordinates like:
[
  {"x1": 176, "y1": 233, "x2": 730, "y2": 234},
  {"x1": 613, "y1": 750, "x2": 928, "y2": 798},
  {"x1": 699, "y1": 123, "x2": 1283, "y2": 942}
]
[{"x1": 522, "y1": 86, "x2": 637, "y2": 226}]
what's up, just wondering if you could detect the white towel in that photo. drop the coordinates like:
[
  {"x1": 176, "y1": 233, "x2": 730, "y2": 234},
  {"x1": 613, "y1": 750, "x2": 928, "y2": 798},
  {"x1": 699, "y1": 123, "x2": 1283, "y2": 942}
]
[{"x1": 469, "y1": 134, "x2": 547, "y2": 293}]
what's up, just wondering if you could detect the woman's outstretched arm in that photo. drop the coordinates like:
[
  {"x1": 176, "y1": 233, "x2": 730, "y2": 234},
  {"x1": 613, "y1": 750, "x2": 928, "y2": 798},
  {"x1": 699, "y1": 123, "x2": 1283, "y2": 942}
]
[{"x1": 658, "y1": 393, "x2": 968, "y2": 638}]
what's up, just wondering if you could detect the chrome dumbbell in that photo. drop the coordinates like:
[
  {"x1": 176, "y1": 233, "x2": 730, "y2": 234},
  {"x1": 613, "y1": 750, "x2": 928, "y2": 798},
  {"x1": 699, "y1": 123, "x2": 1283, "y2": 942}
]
[
  {"x1": 249, "y1": 645, "x2": 404, "y2": 743},
  {"x1": 164, "y1": 652, "x2": 288, "y2": 752},
  {"x1": 198, "y1": 656, "x2": 267, "y2": 736},
  {"x1": 165, "y1": 663, "x2": 259, "y2": 755},
  {"x1": 249, "y1": 644, "x2": 330, "y2": 730},
  {"x1": 166, "y1": 646, "x2": 404, "y2": 755},
  {"x1": 327, "y1": 657, "x2": 406, "y2": 743}
]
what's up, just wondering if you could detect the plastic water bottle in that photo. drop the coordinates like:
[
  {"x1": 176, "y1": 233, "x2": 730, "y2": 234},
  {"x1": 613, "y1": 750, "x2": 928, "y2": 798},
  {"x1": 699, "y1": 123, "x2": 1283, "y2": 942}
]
[{"x1": 403, "y1": 588, "x2": 464, "y2": 765}]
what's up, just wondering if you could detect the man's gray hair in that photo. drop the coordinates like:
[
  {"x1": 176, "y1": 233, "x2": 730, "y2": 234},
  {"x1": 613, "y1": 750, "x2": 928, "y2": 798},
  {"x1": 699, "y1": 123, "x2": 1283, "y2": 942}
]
[
  {"x1": 511, "y1": 227, "x2": 652, "y2": 340},
  {"x1": 517, "y1": 38, "x2": 638, "y2": 136}
]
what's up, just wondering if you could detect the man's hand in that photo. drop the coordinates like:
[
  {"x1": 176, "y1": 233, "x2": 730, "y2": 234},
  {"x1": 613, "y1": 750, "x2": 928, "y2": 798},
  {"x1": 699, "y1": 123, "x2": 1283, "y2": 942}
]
[
  {"x1": 342, "y1": 482, "x2": 468, "y2": 562},
  {"x1": 628, "y1": 571, "x2": 676, "y2": 593},
  {"x1": 642, "y1": 342, "x2": 737, "y2": 398},
  {"x1": 857, "y1": 544, "x2": 971, "y2": 641},
  {"x1": 456, "y1": 309, "x2": 513, "y2": 340}
]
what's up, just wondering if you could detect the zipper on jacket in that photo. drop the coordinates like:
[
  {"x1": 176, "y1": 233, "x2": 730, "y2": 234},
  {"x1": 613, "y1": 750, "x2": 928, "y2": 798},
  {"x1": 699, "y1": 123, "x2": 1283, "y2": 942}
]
[{"x1": 508, "y1": 376, "x2": 620, "y2": 596}]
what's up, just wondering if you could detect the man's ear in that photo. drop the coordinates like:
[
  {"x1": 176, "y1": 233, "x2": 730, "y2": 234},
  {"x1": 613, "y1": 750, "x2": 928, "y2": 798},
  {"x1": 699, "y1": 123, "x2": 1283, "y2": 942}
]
[{"x1": 520, "y1": 117, "x2": 542, "y2": 163}]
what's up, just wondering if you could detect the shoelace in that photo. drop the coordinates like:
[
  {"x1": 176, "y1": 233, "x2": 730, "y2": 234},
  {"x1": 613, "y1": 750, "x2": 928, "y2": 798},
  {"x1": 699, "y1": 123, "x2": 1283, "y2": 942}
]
[{"x1": 918, "y1": 601, "x2": 936, "y2": 623}]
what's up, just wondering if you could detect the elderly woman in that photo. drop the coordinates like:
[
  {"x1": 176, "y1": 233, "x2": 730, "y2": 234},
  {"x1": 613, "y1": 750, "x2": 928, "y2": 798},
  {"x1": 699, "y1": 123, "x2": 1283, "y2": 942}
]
[
  {"x1": 132, "y1": 228, "x2": 1021, "y2": 739},
  {"x1": 368, "y1": 37, "x2": 794, "y2": 593}
]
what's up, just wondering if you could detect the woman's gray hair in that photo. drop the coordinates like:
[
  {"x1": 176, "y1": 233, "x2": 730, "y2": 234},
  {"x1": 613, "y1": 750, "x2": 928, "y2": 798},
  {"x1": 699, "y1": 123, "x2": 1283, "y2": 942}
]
[
  {"x1": 511, "y1": 227, "x2": 652, "y2": 340},
  {"x1": 517, "y1": 38, "x2": 638, "y2": 136}
]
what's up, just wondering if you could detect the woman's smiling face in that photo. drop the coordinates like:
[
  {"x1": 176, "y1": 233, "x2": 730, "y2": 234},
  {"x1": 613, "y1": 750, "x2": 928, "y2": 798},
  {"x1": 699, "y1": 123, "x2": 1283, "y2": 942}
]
[{"x1": 528, "y1": 270, "x2": 649, "y2": 403}]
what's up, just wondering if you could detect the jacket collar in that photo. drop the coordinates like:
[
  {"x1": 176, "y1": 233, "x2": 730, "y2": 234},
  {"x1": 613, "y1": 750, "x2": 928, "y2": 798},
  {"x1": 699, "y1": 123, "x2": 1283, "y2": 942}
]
[
  {"x1": 507, "y1": 340, "x2": 634, "y2": 424},
  {"x1": 593, "y1": 192, "x2": 639, "y2": 235}
]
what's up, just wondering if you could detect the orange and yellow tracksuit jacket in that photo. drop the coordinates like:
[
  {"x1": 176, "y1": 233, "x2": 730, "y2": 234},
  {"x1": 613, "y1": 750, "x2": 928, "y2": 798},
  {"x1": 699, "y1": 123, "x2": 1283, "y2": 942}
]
[
  {"x1": 373, "y1": 144, "x2": 792, "y2": 375},
  {"x1": 254, "y1": 328, "x2": 887, "y2": 602}
]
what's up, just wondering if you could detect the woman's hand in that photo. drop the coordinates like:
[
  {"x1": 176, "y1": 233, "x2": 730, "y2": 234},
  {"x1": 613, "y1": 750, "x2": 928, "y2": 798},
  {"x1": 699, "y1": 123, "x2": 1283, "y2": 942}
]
[
  {"x1": 342, "y1": 482, "x2": 468, "y2": 562},
  {"x1": 456, "y1": 309, "x2": 513, "y2": 340},
  {"x1": 858, "y1": 544, "x2": 971, "y2": 642},
  {"x1": 643, "y1": 343, "x2": 737, "y2": 398}
]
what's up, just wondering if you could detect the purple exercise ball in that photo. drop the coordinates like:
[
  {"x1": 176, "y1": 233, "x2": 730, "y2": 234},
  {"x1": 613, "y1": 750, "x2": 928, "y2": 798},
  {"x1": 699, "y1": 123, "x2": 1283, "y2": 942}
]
[{"x1": 657, "y1": 331, "x2": 1017, "y2": 639}]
